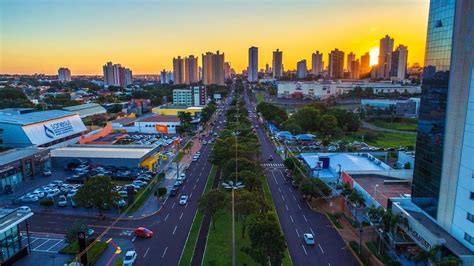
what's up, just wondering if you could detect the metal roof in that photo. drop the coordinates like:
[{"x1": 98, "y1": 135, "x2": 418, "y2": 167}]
[
  {"x1": 0, "y1": 109, "x2": 76, "y2": 126},
  {"x1": 51, "y1": 146, "x2": 154, "y2": 159},
  {"x1": 62, "y1": 103, "x2": 107, "y2": 118}
]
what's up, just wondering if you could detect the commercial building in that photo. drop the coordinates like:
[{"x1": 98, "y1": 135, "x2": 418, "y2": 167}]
[
  {"x1": 0, "y1": 208, "x2": 33, "y2": 265},
  {"x1": 57, "y1": 67, "x2": 71, "y2": 82},
  {"x1": 337, "y1": 82, "x2": 421, "y2": 94},
  {"x1": 152, "y1": 106, "x2": 203, "y2": 120},
  {"x1": 103, "y1": 62, "x2": 132, "y2": 88},
  {"x1": 311, "y1": 51, "x2": 323, "y2": 75},
  {"x1": 296, "y1": 60, "x2": 307, "y2": 79},
  {"x1": 248, "y1": 46, "x2": 258, "y2": 82},
  {"x1": 377, "y1": 35, "x2": 395, "y2": 79},
  {"x1": 0, "y1": 109, "x2": 87, "y2": 148},
  {"x1": 360, "y1": 52, "x2": 371, "y2": 77},
  {"x1": 173, "y1": 56, "x2": 186, "y2": 85},
  {"x1": 202, "y1": 51, "x2": 225, "y2": 85},
  {"x1": 277, "y1": 81, "x2": 337, "y2": 100},
  {"x1": 390, "y1": 45, "x2": 409, "y2": 80},
  {"x1": 62, "y1": 103, "x2": 107, "y2": 119},
  {"x1": 172, "y1": 89, "x2": 193, "y2": 106},
  {"x1": 192, "y1": 86, "x2": 207, "y2": 106},
  {"x1": 185, "y1": 55, "x2": 199, "y2": 84},
  {"x1": 328, "y1": 49, "x2": 344, "y2": 79},
  {"x1": 361, "y1": 98, "x2": 420, "y2": 118},
  {"x1": 272, "y1": 49, "x2": 283, "y2": 79},
  {"x1": 133, "y1": 115, "x2": 181, "y2": 134}
]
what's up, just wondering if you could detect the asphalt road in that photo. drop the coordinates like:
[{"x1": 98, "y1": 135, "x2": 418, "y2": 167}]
[{"x1": 244, "y1": 91, "x2": 359, "y2": 266}]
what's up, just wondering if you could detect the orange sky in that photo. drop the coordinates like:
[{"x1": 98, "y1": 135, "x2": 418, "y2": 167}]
[{"x1": 0, "y1": 0, "x2": 430, "y2": 75}]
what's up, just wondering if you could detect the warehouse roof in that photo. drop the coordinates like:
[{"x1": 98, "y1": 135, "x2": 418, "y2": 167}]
[
  {"x1": 0, "y1": 109, "x2": 76, "y2": 126},
  {"x1": 62, "y1": 103, "x2": 107, "y2": 118},
  {"x1": 139, "y1": 115, "x2": 180, "y2": 123},
  {"x1": 51, "y1": 146, "x2": 153, "y2": 159}
]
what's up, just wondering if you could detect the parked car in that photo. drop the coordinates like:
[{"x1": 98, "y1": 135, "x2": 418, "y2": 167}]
[
  {"x1": 134, "y1": 227, "x2": 153, "y2": 238},
  {"x1": 57, "y1": 195, "x2": 67, "y2": 207},
  {"x1": 179, "y1": 195, "x2": 188, "y2": 205},
  {"x1": 123, "y1": 250, "x2": 137, "y2": 266},
  {"x1": 20, "y1": 195, "x2": 39, "y2": 203},
  {"x1": 51, "y1": 180, "x2": 64, "y2": 186},
  {"x1": 17, "y1": 206, "x2": 32, "y2": 213},
  {"x1": 132, "y1": 180, "x2": 147, "y2": 188},
  {"x1": 42, "y1": 169, "x2": 52, "y2": 176},
  {"x1": 117, "y1": 199, "x2": 127, "y2": 208},
  {"x1": 169, "y1": 188, "x2": 178, "y2": 197},
  {"x1": 303, "y1": 233, "x2": 315, "y2": 245}
]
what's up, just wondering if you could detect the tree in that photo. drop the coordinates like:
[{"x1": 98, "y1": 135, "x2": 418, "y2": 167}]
[
  {"x1": 367, "y1": 206, "x2": 385, "y2": 223},
  {"x1": 74, "y1": 176, "x2": 120, "y2": 216},
  {"x1": 319, "y1": 115, "x2": 338, "y2": 137},
  {"x1": 157, "y1": 187, "x2": 167, "y2": 198},
  {"x1": 283, "y1": 158, "x2": 295, "y2": 171},
  {"x1": 178, "y1": 112, "x2": 193, "y2": 134},
  {"x1": 65, "y1": 222, "x2": 89, "y2": 243},
  {"x1": 231, "y1": 170, "x2": 263, "y2": 192},
  {"x1": 244, "y1": 213, "x2": 287, "y2": 265},
  {"x1": 234, "y1": 190, "x2": 264, "y2": 238},
  {"x1": 198, "y1": 189, "x2": 229, "y2": 230},
  {"x1": 291, "y1": 106, "x2": 320, "y2": 132}
]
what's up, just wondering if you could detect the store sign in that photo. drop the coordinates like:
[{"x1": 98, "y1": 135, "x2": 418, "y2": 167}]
[
  {"x1": 406, "y1": 224, "x2": 432, "y2": 250},
  {"x1": 22, "y1": 115, "x2": 87, "y2": 145},
  {"x1": 44, "y1": 120, "x2": 74, "y2": 138}
]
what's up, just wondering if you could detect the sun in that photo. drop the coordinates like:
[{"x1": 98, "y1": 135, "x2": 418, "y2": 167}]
[{"x1": 369, "y1": 47, "x2": 379, "y2": 66}]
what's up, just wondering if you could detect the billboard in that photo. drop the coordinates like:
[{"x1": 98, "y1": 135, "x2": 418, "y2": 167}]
[{"x1": 22, "y1": 114, "x2": 87, "y2": 145}]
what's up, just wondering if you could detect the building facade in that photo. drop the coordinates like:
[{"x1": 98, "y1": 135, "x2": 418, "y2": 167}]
[
  {"x1": 377, "y1": 35, "x2": 395, "y2": 79},
  {"x1": 173, "y1": 56, "x2": 186, "y2": 85},
  {"x1": 328, "y1": 49, "x2": 344, "y2": 79},
  {"x1": 103, "y1": 62, "x2": 132, "y2": 87},
  {"x1": 185, "y1": 55, "x2": 199, "y2": 84},
  {"x1": 390, "y1": 45, "x2": 409, "y2": 80},
  {"x1": 311, "y1": 51, "x2": 323, "y2": 75},
  {"x1": 349, "y1": 59, "x2": 360, "y2": 79},
  {"x1": 172, "y1": 89, "x2": 193, "y2": 106},
  {"x1": 296, "y1": 60, "x2": 307, "y2": 79},
  {"x1": 192, "y1": 86, "x2": 207, "y2": 106},
  {"x1": 58, "y1": 67, "x2": 71, "y2": 82},
  {"x1": 360, "y1": 52, "x2": 371, "y2": 77},
  {"x1": 248, "y1": 46, "x2": 258, "y2": 82},
  {"x1": 272, "y1": 49, "x2": 283, "y2": 79},
  {"x1": 202, "y1": 51, "x2": 225, "y2": 85},
  {"x1": 347, "y1": 52, "x2": 356, "y2": 71}
]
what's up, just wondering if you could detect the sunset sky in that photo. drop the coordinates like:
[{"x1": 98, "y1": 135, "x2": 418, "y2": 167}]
[{"x1": 0, "y1": 0, "x2": 430, "y2": 75}]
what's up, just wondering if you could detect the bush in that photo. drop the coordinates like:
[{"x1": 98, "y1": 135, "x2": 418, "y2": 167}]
[
  {"x1": 157, "y1": 187, "x2": 167, "y2": 197},
  {"x1": 327, "y1": 212, "x2": 343, "y2": 229},
  {"x1": 39, "y1": 198, "x2": 54, "y2": 207}
]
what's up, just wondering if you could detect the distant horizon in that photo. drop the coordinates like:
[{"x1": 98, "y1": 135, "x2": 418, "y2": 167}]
[{"x1": 0, "y1": 0, "x2": 429, "y2": 75}]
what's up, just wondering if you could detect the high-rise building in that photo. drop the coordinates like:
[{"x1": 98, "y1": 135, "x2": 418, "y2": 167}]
[
  {"x1": 185, "y1": 55, "x2": 199, "y2": 84},
  {"x1": 311, "y1": 51, "x2": 323, "y2": 75},
  {"x1": 202, "y1": 51, "x2": 225, "y2": 85},
  {"x1": 349, "y1": 59, "x2": 360, "y2": 79},
  {"x1": 173, "y1": 56, "x2": 186, "y2": 85},
  {"x1": 390, "y1": 45, "x2": 408, "y2": 80},
  {"x1": 347, "y1": 52, "x2": 356, "y2": 71},
  {"x1": 411, "y1": 0, "x2": 474, "y2": 252},
  {"x1": 58, "y1": 67, "x2": 71, "y2": 82},
  {"x1": 224, "y1": 62, "x2": 232, "y2": 80},
  {"x1": 296, "y1": 60, "x2": 307, "y2": 79},
  {"x1": 103, "y1": 62, "x2": 132, "y2": 88},
  {"x1": 272, "y1": 49, "x2": 283, "y2": 79},
  {"x1": 328, "y1": 49, "x2": 344, "y2": 79},
  {"x1": 248, "y1": 46, "x2": 258, "y2": 82},
  {"x1": 377, "y1": 35, "x2": 395, "y2": 79},
  {"x1": 192, "y1": 86, "x2": 207, "y2": 106},
  {"x1": 160, "y1": 69, "x2": 168, "y2": 84},
  {"x1": 360, "y1": 53, "x2": 371, "y2": 77}
]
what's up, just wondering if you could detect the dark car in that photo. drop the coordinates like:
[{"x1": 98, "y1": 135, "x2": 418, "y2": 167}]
[
  {"x1": 169, "y1": 188, "x2": 178, "y2": 197},
  {"x1": 268, "y1": 155, "x2": 273, "y2": 161}
]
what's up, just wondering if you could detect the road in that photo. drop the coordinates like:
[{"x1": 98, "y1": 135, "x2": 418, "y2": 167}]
[
  {"x1": 244, "y1": 90, "x2": 359, "y2": 266},
  {"x1": 26, "y1": 98, "x2": 232, "y2": 266}
]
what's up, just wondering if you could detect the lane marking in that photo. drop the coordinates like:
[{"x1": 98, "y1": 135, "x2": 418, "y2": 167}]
[
  {"x1": 293, "y1": 195, "x2": 297, "y2": 201},
  {"x1": 162, "y1": 246, "x2": 168, "y2": 258},
  {"x1": 301, "y1": 244, "x2": 308, "y2": 255},
  {"x1": 164, "y1": 214, "x2": 170, "y2": 221},
  {"x1": 297, "y1": 204, "x2": 302, "y2": 210},
  {"x1": 46, "y1": 240, "x2": 64, "y2": 251},
  {"x1": 281, "y1": 195, "x2": 285, "y2": 201},
  {"x1": 131, "y1": 236, "x2": 136, "y2": 242},
  {"x1": 318, "y1": 243, "x2": 325, "y2": 254},
  {"x1": 193, "y1": 184, "x2": 197, "y2": 190},
  {"x1": 173, "y1": 226, "x2": 178, "y2": 235},
  {"x1": 295, "y1": 228, "x2": 300, "y2": 237},
  {"x1": 196, "y1": 178, "x2": 200, "y2": 182},
  {"x1": 285, "y1": 204, "x2": 289, "y2": 211},
  {"x1": 303, "y1": 215, "x2": 308, "y2": 222},
  {"x1": 172, "y1": 203, "x2": 176, "y2": 209},
  {"x1": 288, "y1": 187, "x2": 292, "y2": 193},
  {"x1": 290, "y1": 215, "x2": 294, "y2": 223},
  {"x1": 143, "y1": 247, "x2": 150, "y2": 258},
  {"x1": 190, "y1": 192, "x2": 193, "y2": 198},
  {"x1": 278, "y1": 187, "x2": 281, "y2": 193},
  {"x1": 179, "y1": 212, "x2": 184, "y2": 220},
  {"x1": 310, "y1": 227, "x2": 315, "y2": 235}
]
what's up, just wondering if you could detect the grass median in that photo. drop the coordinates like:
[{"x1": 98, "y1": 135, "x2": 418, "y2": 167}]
[{"x1": 179, "y1": 165, "x2": 217, "y2": 266}]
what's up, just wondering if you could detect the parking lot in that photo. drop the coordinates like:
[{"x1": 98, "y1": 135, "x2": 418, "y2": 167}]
[{"x1": 22, "y1": 234, "x2": 67, "y2": 253}]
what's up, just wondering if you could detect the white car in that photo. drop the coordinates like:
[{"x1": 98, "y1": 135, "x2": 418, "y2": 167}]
[
  {"x1": 195, "y1": 152, "x2": 201, "y2": 156},
  {"x1": 117, "y1": 199, "x2": 127, "y2": 208},
  {"x1": 67, "y1": 190, "x2": 77, "y2": 199},
  {"x1": 17, "y1": 206, "x2": 32, "y2": 213},
  {"x1": 132, "y1": 180, "x2": 147, "y2": 188},
  {"x1": 42, "y1": 169, "x2": 52, "y2": 176},
  {"x1": 303, "y1": 233, "x2": 315, "y2": 245},
  {"x1": 179, "y1": 195, "x2": 188, "y2": 205},
  {"x1": 202, "y1": 140, "x2": 207, "y2": 145},
  {"x1": 51, "y1": 180, "x2": 64, "y2": 186},
  {"x1": 123, "y1": 250, "x2": 137, "y2": 266},
  {"x1": 192, "y1": 156, "x2": 199, "y2": 162},
  {"x1": 21, "y1": 195, "x2": 39, "y2": 203},
  {"x1": 57, "y1": 195, "x2": 67, "y2": 207}
]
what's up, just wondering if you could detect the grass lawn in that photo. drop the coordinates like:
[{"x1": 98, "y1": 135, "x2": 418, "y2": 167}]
[
  {"x1": 113, "y1": 257, "x2": 124, "y2": 266},
  {"x1": 371, "y1": 120, "x2": 417, "y2": 132},
  {"x1": 173, "y1": 151, "x2": 184, "y2": 162},
  {"x1": 345, "y1": 130, "x2": 416, "y2": 149},
  {"x1": 256, "y1": 92, "x2": 265, "y2": 104},
  {"x1": 60, "y1": 240, "x2": 108, "y2": 265},
  {"x1": 179, "y1": 166, "x2": 217, "y2": 266}
]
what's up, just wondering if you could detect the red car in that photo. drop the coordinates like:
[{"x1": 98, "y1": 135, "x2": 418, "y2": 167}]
[{"x1": 134, "y1": 227, "x2": 153, "y2": 238}]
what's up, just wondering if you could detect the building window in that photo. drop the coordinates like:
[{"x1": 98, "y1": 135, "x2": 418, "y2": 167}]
[
  {"x1": 468, "y1": 212, "x2": 474, "y2": 223},
  {"x1": 465, "y1": 233, "x2": 474, "y2": 245}
]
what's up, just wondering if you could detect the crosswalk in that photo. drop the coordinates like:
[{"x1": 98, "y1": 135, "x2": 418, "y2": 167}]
[{"x1": 262, "y1": 163, "x2": 285, "y2": 168}]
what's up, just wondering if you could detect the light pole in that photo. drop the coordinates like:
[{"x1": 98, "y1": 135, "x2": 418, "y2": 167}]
[{"x1": 374, "y1": 184, "x2": 379, "y2": 198}]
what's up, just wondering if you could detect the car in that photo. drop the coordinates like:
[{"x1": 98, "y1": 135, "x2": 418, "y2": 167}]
[
  {"x1": 180, "y1": 173, "x2": 186, "y2": 180},
  {"x1": 51, "y1": 180, "x2": 64, "y2": 186},
  {"x1": 202, "y1": 140, "x2": 207, "y2": 145},
  {"x1": 268, "y1": 155, "x2": 274, "y2": 161},
  {"x1": 192, "y1": 156, "x2": 199, "y2": 162},
  {"x1": 179, "y1": 195, "x2": 188, "y2": 205},
  {"x1": 169, "y1": 188, "x2": 178, "y2": 197},
  {"x1": 17, "y1": 206, "x2": 32, "y2": 213},
  {"x1": 42, "y1": 169, "x2": 52, "y2": 176},
  {"x1": 57, "y1": 195, "x2": 67, "y2": 207},
  {"x1": 118, "y1": 191, "x2": 128, "y2": 198},
  {"x1": 134, "y1": 227, "x2": 153, "y2": 238},
  {"x1": 117, "y1": 199, "x2": 127, "y2": 208},
  {"x1": 132, "y1": 180, "x2": 147, "y2": 188},
  {"x1": 303, "y1": 233, "x2": 315, "y2": 245},
  {"x1": 123, "y1": 250, "x2": 137, "y2": 266},
  {"x1": 71, "y1": 199, "x2": 78, "y2": 207},
  {"x1": 67, "y1": 190, "x2": 77, "y2": 199},
  {"x1": 20, "y1": 195, "x2": 39, "y2": 203}
]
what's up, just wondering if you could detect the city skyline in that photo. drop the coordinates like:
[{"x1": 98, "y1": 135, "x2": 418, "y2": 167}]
[{"x1": 0, "y1": 0, "x2": 429, "y2": 75}]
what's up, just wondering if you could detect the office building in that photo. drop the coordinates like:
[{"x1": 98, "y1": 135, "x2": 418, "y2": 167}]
[
  {"x1": 390, "y1": 45, "x2": 409, "y2": 80},
  {"x1": 202, "y1": 51, "x2": 225, "y2": 85},
  {"x1": 360, "y1": 53, "x2": 371, "y2": 77},
  {"x1": 185, "y1": 55, "x2": 199, "y2": 84},
  {"x1": 172, "y1": 89, "x2": 193, "y2": 106},
  {"x1": 328, "y1": 49, "x2": 344, "y2": 79},
  {"x1": 192, "y1": 86, "x2": 207, "y2": 106},
  {"x1": 347, "y1": 52, "x2": 356, "y2": 71},
  {"x1": 349, "y1": 59, "x2": 360, "y2": 79},
  {"x1": 377, "y1": 35, "x2": 395, "y2": 79},
  {"x1": 272, "y1": 49, "x2": 283, "y2": 79},
  {"x1": 103, "y1": 62, "x2": 132, "y2": 88},
  {"x1": 296, "y1": 60, "x2": 307, "y2": 79},
  {"x1": 248, "y1": 46, "x2": 258, "y2": 82},
  {"x1": 395, "y1": 0, "x2": 474, "y2": 260},
  {"x1": 311, "y1": 51, "x2": 323, "y2": 75},
  {"x1": 58, "y1": 67, "x2": 71, "y2": 82},
  {"x1": 224, "y1": 62, "x2": 232, "y2": 80},
  {"x1": 173, "y1": 56, "x2": 186, "y2": 85},
  {"x1": 0, "y1": 208, "x2": 33, "y2": 265}
]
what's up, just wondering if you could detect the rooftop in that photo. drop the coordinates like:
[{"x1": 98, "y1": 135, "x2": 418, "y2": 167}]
[
  {"x1": 0, "y1": 147, "x2": 45, "y2": 167},
  {"x1": 0, "y1": 109, "x2": 76, "y2": 125},
  {"x1": 62, "y1": 103, "x2": 107, "y2": 118},
  {"x1": 300, "y1": 152, "x2": 392, "y2": 172},
  {"x1": 139, "y1": 115, "x2": 180, "y2": 123},
  {"x1": 0, "y1": 208, "x2": 33, "y2": 234},
  {"x1": 351, "y1": 174, "x2": 411, "y2": 208},
  {"x1": 112, "y1": 117, "x2": 138, "y2": 126},
  {"x1": 51, "y1": 146, "x2": 154, "y2": 159}
]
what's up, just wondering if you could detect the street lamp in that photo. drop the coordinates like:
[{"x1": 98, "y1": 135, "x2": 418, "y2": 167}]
[{"x1": 374, "y1": 184, "x2": 379, "y2": 197}]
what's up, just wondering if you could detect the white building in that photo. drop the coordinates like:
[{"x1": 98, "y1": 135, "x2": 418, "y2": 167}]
[
  {"x1": 277, "y1": 81, "x2": 337, "y2": 100},
  {"x1": 337, "y1": 82, "x2": 421, "y2": 94},
  {"x1": 172, "y1": 89, "x2": 193, "y2": 106},
  {"x1": 311, "y1": 51, "x2": 323, "y2": 75},
  {"x1": 58, "y1": 67, "x2": 71, "y2": 82}
]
